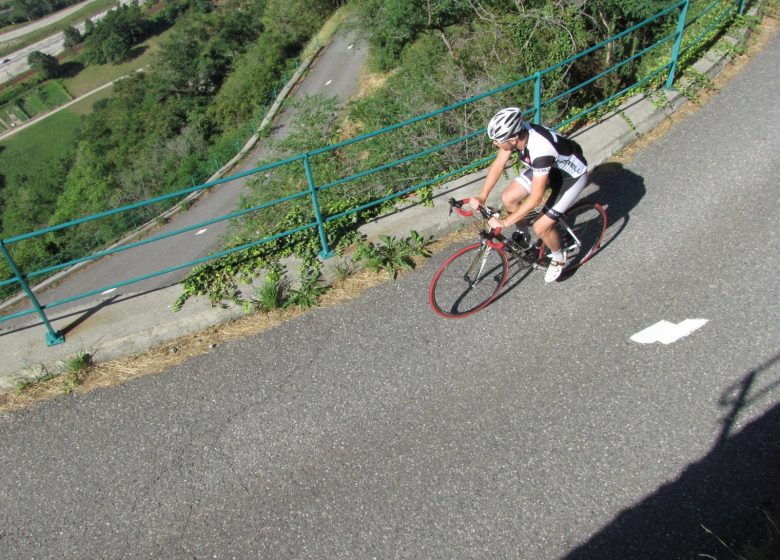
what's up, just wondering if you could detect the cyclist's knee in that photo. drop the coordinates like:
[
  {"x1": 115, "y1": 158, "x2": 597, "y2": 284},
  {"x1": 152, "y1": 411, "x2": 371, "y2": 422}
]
[
  {"x1": 533, "y1": 216, "x2": 556, "y2": 237},
  {"x1": 502, "y1": 187, "x2": 526, "y2": 209}
]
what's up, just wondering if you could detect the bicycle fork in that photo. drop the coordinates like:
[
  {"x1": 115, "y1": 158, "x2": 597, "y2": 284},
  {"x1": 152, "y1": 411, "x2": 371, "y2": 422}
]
[{"x1": 464, "y1": 243, "x2": 495, "y2": 287}]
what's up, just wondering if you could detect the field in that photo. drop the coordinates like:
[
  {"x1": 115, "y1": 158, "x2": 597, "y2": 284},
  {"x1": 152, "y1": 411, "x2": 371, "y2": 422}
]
[
  {"x1": 0, "y1": 80, "x2": 72, "y2": 132},
  {"x1": 62, "y1": 27, "x2": 172, "y2": 97},
  {"x1": 0, "y1": 108, "x2": 81, "y2": 208}
]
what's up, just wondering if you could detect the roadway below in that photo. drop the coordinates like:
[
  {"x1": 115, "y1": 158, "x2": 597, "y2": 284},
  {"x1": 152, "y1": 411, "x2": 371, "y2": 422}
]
[
  {"x1": 1, "y1": 0, "x2": 136, "y2": 85},
  {"x1": 0, "y1": 28, "x2": 369, "y2": 329}
]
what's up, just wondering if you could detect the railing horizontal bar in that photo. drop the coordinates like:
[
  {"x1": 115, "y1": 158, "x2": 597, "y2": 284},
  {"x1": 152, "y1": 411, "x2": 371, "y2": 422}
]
[
  {"x1": 316, "y1": 129, "x2": 484, "y2": 193},
  {"x1": 306, "y1": 79, "x2": 535, "y2": 158},
  {"x1": 680, "y1": 3, "x2": 738, "y2": 55},
  {"x1": 1, "y1": 223, "x2": 318, "y2": 321},
  {"x1": 2, "y1": 154, "x2": 305, "y2": 245},
  {"x1": 542, "y1": 1, "x2": 684, "y2": 77},
  {"x1": 543, "y1": 33, "x2": 676, "y2": 109},
  {"x1": 326, "y1": 156, "x2": 494, "y2": 223},
  {"x1": 556, "y1": 64, "x2": 671, "y2": 130},
  {"x1": 25, "y1": 189, "x2": 312, "y2": 281}
]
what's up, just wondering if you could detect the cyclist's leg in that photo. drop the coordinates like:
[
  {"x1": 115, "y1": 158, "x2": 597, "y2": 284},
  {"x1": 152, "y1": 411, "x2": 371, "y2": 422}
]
[
  {"x1": 547, "y1": 171, "x2": 588, "y2": 217},
  {"x1": 502, "y1": 170, "x2": 535, "y2": 248},
  {"x1": 533, "y1": 171, "x2": 588, "y2": 252},
  {"x1": 501, "y1": 169, "x2": 533, "y2": 212},
  {"x1": 533, "y1": 170, "x2": 565, "y2": 253}
]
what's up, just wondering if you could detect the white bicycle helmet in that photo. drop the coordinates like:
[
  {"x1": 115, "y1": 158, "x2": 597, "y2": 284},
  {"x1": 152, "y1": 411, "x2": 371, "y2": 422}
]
[{"x1": 487, "y1": 107, "x2": 525, "y2": 142}]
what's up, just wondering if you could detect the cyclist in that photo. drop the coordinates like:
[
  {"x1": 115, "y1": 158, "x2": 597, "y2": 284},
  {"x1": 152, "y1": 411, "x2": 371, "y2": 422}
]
[{"x1": 468, "y1": 107, "x2": 588, "y2": 282}]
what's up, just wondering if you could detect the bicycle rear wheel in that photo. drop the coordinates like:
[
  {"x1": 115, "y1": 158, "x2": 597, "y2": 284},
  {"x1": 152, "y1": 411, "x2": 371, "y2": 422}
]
[
  {"x1": 540, "y1": 202, "x2": 607, "y2": 269},
  {"x1": 429, "y1": 242, "x2": 509, "y2": 318}
]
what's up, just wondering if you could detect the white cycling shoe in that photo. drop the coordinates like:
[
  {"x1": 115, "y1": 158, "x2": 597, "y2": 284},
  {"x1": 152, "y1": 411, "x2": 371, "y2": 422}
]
[{"x1": 544, "y1": 251, "x2": 567, "y2": 283}]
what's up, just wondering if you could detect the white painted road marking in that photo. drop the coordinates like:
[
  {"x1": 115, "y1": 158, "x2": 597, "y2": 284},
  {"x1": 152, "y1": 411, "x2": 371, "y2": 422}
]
[
  {"x1": 348, "y1": 44, "x2": 354, "y2": 50},
  {"x1": 631, "y1": 319, "x2": 709, "y2": 345},
  {"x1": 195, "y1": 229, "x2": 208, "y2": 236},
  {"x1": 101, "y1": 288, "x2": 117, "y2": 295},
  {"x1": 325, "y1": 79, "x2": 333, "y2": 86}
]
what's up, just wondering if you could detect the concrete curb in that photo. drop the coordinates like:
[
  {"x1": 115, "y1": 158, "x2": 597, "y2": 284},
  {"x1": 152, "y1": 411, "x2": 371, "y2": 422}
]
[{"x1": 0, "y1": 11, "x2": 760, "y2": 392}]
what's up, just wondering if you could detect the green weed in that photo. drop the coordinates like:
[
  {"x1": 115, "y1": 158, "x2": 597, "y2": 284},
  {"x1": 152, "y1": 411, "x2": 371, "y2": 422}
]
[
  {"x1": 285, "y1": 266, "x2": 327, "y2": 309},
  {"x1": 352, "y1": 231, "x2": 432, "y2": 279},
  {"x1": 14, "y1": 367, "x2": 57, "y2": 394},
  {"x1": 251, "y1": 266, "x2": 287, "y2": 312}
]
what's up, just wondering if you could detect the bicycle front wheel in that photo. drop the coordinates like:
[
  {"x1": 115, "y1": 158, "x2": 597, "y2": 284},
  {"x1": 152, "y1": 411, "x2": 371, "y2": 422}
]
[{"x1": 429, "y1": 242, "x2": 509, "y2": 318}]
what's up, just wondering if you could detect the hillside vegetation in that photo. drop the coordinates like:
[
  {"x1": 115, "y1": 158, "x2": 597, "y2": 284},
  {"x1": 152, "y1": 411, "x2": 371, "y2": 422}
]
[
  {"x1": 176, "y1": 0, "x2": 740, "y2": 308},
  {"x1": 0, "y1": 0, "x2": 746, "y2": 304},
  {"x1": 0, "y1": 0, "x2": 342, "y2": 285}
]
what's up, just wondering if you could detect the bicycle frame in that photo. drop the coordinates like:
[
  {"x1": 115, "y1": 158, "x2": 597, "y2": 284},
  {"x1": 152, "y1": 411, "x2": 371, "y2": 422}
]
[
  {"x1": 431, "y1": 198, "x2": 607, "y2": 318},
  {"x1": 463, "y1": 242, "x2": 497, "y2": 288}
]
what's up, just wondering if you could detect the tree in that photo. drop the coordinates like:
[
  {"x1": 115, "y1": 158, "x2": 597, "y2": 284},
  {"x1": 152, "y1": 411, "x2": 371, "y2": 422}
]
[
  {"x1": 82, "y1": 3, "x2": 146, "y2": 64},
  {"x1": 10, "y1": 0, "x2": 37, "y2": 22},
  {"x1": 208, "y1": 35, "x2": 287, "y2": 130},
  {"x1": 262, "y1": 0, "x2": 335, "y2": 48},
  {"x1": 27, "y1": 51, "x2": 61, "y2": 79},
  {"x1": 63, "y1": 26, "x2": 82, "y2": 50}
]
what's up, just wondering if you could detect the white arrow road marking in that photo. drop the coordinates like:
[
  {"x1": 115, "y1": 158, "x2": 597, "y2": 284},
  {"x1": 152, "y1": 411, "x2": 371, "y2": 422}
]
[
  {"x1": 325, "y1": 79, "x2": 333, "y2": 86},
  {"x1": 631, "y1": 319, "x2": 709, "y2": 344},
  {"x1": 195, "y1": 228, "x2": 208, "y2": 236}
]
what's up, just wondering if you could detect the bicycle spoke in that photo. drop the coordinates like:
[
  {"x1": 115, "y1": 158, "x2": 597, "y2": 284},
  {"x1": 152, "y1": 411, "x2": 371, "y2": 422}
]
[
  {"x1": 538, "y1": 203, "x2": 607, "y2": 270},
  {"x1": 561, "y1": 203, "x2": 607, "y2": 268}
]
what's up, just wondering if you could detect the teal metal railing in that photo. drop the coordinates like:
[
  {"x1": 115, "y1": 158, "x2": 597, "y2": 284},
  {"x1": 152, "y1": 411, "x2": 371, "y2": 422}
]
[{"x1": 0, "y1": 0, "x2": 753, "y2": 344}]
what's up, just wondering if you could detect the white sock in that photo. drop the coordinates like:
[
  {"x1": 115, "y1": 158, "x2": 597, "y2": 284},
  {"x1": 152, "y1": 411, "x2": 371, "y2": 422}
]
[{"x1": 549, "y1": 249, "x2": 565, "y2": 262}]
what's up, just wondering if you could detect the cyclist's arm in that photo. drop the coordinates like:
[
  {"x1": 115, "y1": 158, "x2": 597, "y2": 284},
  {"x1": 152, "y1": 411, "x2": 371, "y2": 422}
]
[{"x1": 472, "y1": 147, "x2": 513, "y2": 207}]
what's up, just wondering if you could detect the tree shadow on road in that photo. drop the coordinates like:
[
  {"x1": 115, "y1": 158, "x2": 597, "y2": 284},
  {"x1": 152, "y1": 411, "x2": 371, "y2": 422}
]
[{"x1": 562, "y1": 352, "x2": 780, "y2": 560}]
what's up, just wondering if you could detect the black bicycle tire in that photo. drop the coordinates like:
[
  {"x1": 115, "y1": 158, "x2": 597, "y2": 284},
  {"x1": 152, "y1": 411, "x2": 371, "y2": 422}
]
[{"x1": 429, "y1": 242, "x2": 509, "y2": 318}]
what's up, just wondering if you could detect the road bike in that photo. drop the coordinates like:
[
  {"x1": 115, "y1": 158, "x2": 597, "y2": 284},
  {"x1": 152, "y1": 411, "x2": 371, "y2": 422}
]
[{"x1": 429, "y1": 198, "x2": 607, "y2": 318}]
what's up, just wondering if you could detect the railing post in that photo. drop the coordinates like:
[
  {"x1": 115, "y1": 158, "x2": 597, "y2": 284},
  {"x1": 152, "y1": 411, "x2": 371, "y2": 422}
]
[
  {"x1": 666, "y1": 0, "x2": 690, "y2": 90},
  {"x1": 303, "y1": 154, "x2": 334, "y2": 259},
  {"x1": 738, "y1": 0, "x2": 747, "y2": 14},
  {"x1": 533, "y1": 71, "x2": 543, "y2": 124},
  {"x1": 0, "y1": 240, "x2": 64, "y2": 346}
]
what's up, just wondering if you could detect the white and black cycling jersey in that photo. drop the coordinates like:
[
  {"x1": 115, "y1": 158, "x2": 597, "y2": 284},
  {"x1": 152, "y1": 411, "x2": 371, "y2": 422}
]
[{"x1": 517, "y1": 122, "x2": 587, "y2": 179}]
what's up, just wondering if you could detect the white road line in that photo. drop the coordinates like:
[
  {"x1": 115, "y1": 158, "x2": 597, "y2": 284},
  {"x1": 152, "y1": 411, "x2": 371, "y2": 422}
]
[
  {"x1": 631, "y1": 319, "x2": 709, "y2": 345},
  {"x1": 195, "y1": 229, "x2": 208, "y2": 236},
  {"x1": 325, "y1": 79, "x2": 333, "y2": 86},
  {"x1": 348, "y1": 44, "x2": 354, "y2": 50},
  {"x1": 101, "y1": 288, "x2": 117, "y2": 295}
]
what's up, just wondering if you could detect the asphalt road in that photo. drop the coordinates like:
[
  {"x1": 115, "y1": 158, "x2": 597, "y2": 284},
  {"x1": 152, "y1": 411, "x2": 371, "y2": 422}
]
[
  {"x1": 0, "y1": 25, "x2": 778, "y2": 560},
  {"x1": 1, "y1": 0, "x2": 142, "y2": 85},
  {"x1": 0, "y1": 0, "x2": 97, "y2": 43}
]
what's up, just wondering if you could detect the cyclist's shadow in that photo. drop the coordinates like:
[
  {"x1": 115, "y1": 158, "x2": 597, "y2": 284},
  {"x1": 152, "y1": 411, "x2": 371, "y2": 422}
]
[{"x1": 560, "y1": 161, "x2": 646, "y2": 281}]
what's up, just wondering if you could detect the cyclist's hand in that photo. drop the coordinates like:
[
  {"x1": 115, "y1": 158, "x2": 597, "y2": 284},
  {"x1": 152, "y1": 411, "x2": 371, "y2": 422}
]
[
  {"x1": 488, "y1": 217, "x2": 504, "y2": 230},
  {"x1": 466, "y1": 197, "x2": 483, "y2": 212}
]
